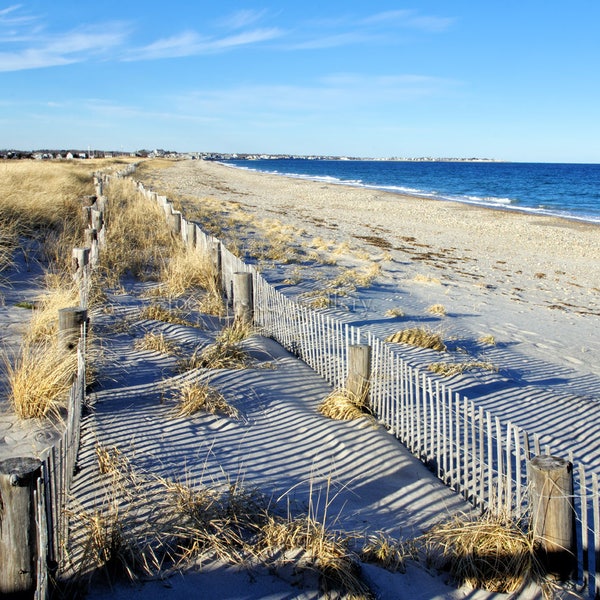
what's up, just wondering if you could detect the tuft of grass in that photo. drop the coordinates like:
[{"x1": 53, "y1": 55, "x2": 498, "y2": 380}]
[
  {"x1": 96, "y1": 443, "x2": 129, "y2": 477},
  {"x1": 318, "y1": 388, "x2": 372, "y2": 421},
  {"x1": 3, "y1": 338, "x2": 78, "y2": 419},
  {"x1": 177, "y1": 325, "x2": 252, "y2": 372},
  {"x1": 158, "y1": 251, "x2": 222, "y2": 308},
  {"x1": 386, "y1": 328, "x2": 447, "y2": 352},
  {"x1": 26, "y1": 276, "x2": 81, "y2": 342},
  {"x1": 161, "y1": 476, "x2": 268, "y2": 565},
  {"x1": 139, "y1": 303, "x2": 195, "y2": 326},
  {"x1": 385, "y1": 307, "x2": 405, "y2": 318},
  {"x1": 360, "y1": 532, "x2": 416, "y2": 573},
  {"x1": 301, "y1": 290, "x2": 331, "y2": 309},
  {"x1": 259, "y1": 514, "x2": 371, "y2": 599},
  {"x1": 423, "y1": 512, "x2": 545, "y2": 594},
  {"x1": 134, "y1": 332, "x2": 179, "y2": 355},
  {"x1": 428, "y1": 361, "x2": 498, "y2": 377},
  {"x1": 413, "y1": 274, "x2": 442, "y2": 286},
  {"x1": 478, "y1": 334, "x2": 497, "y2": 346},
  {"x1": 427, "y1": 303, "x2": 447, "y2": 316},
  {"x1": 173, "y1": 380, "x2": 239, "y2": 419}
]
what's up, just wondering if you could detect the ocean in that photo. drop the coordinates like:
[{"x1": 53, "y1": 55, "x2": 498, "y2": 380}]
[{"x1": 223, "y1": 159, "x2": 600, "y2": 224}]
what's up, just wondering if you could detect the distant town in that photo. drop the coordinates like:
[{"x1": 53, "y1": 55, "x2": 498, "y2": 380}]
[{"x1": 0, "y1": 148, "x2": 501, "y2": 162}]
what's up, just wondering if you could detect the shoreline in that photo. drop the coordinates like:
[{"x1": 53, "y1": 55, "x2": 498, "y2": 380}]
[{"x1": 220, "y1": 159, "x2": 600, "y2": 226}]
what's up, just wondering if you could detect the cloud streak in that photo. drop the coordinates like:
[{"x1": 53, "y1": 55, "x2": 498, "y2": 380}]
[
  {"x1": 124, "y1": 27, "x2": 284, "y2": 61},
  {"x1": 174, "y1": 72, "x2": 460, "y2": 119},
  {"x1": 0, "y1": 24, "x2": 129, "y2": 72},
  {"x1": 286, "y1": 8, "x2": 454, "y2": 50}
]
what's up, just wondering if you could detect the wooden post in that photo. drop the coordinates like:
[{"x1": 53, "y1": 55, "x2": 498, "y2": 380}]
[
  {"x1": 186, "y1": 221, "x2": 196, "y2": 248},
  {"x1": 95, "y1": 195, "x2": 107, "y2": 214},
  {"x1": 84, "y1": 228, "x2": 97, "y2": 246},
  {"x1": 171, "y1": 211, "x2": 182, "y2": 235},
  {"x1": 85, "y1": 228, "x2": 98, "y2": 267},
  {"x1": 233, "y1": 272, "x2": 254, "y2": 324},
  {"x1": 90, "y1": 208, "x2": 103, "y2": 232},
  {"x1": 0, "y1": 457, "x2": 42, "y2": 597},
  {"x1": 71, "y1": 247, "x2": 89, "y2": 280},
  {"x1": 346, "y1": 344, "x2": 372, "y2": 402},
  {"x1": 210, "y1": 240, "x2": 222, "y2": 290},
  {"x1": 529, "y1": 455, "x2": 577, "y2": 580},
  {"x1": 82, "y1": 205, "x2": 92, "y2": 227},
  {"x1": 58, "y1": 307, "x2": 87, "y2": 352}
]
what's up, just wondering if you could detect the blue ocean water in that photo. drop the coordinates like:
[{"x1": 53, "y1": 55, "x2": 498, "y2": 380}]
[{"x1": 224, "y1": 159, "x2": 600, "y2": 224}]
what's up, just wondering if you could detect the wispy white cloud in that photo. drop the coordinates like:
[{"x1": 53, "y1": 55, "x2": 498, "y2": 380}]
[
  {"x1": 217, "y1": 9, "x2": 269, "y2": 30},
  {"x1": 125, "y1": 27, "x2": 283, "y2": 61},
  {"x1": 287, "y1": 8, "x2": 454, "y2": 50},
  {"x1": 288, "y1": 31, "x2": 379, "y2": 50},
  {"x1": 174, "y1": 72, "x2": 460, "y2": 118},
  {"x1": 0, "y1": 4, "x2": 283, "y2": 71},
  {"x1": 0, "y1": 24, "x2": 130, "y2": 71},
  {"x1": 0, "y1": 4, "x2": 32, "y2": 24},
  {"x1": 0, "y1": 5, "x2": 130, "y2": 71},
  {"x1": 362, "y1": 10, "x2": 455, "y2": 32}
]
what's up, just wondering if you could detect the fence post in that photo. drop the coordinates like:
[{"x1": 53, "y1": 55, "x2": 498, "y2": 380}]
[
  {"x1": 90, "y1": 208, "x2": 103, "y2": 233},
  {"x1": 0, "y1": 457, "x2": 42, "y2": 596},
  {"x1": 347, "y1": 344, "x2": 372, "y2": 401},
  {"x1": 171, "y1": 211, "x2": 182, "y2": 235},
  {"x1": 58, "y1": 307, "x2": 88, "y2": 352},
  {"x1": 210, "y1": 240, "x2": 222, "y2": 290},
  {"x1": 186, "y1": 221, "x2": 196, "y2": 248},
  {"x1": 233, "y1": 272, "x2": 254, "y2": 325},
  {"x1": 72, "y1": 247, "x2": 89, "y2": 281},
  {"x1": 528, "y1": 455, "x2": 577, "y2": 580},
  {"x1": 85, "y1": 228, "x2": 98, "y2": 266}
]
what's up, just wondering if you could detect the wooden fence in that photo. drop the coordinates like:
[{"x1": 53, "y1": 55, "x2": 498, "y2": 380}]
[{"x1": 31, "y1": 177, "x2": 104, "y2": 599}]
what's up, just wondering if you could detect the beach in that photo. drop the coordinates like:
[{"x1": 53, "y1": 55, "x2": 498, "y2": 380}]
[
  {"x1": 139, "y1": 159, "x2": 600, "y2": 467},
  {"x1": 1, "y1": 158, "x2": 596, "y2": 599}
]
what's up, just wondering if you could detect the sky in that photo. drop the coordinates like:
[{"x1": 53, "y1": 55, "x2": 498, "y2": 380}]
[{"x1": 1, "y1": 1, "x2": 599, "y2": 162}]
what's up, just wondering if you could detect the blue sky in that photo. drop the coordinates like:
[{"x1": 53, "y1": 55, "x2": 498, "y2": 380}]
[{"x1": 1, "y1": 1, "x2": 599, "y2": 162}]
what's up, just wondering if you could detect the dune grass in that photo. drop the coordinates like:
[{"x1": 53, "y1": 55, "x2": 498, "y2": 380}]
[
  {"x1": 359, "y1": 532, "x2": 416, "y2": 573},
  {"x1": 157, "y1": 251, "x2": 225, "y2": 315},
  {"x1": 25, "y1": 274, "x2": 81, "y2": 342},
  {"x1": 101, "y1": 177, "x2": 177, "y2": 285},
  {"x1": 172, "y1": 380, "x2": 240, "y2": 418},
  {"x1": 134, "y1": 332, "x2": 180, "y2": 355},
  {"x1": 4, "y1": 337, "x2": 78, "y2": 419},
  {"x1": 423, "y1": 511, "x2": 545, "y2": 594},
  {"x1": 386, "y1": 328, "x2": 447, "y2": 352},
  {"x1": 428, "y1": 361, "x2": 498, "y2": 377},
  {"x1": 318, "y1": 387, "x2": 373, "y2": 421},
  {"x1": 0, "y1": 159, "x2": 129, "y2": 273},
  {"x1": 427, "y1": 303, "x2": 447, "y2": 316},
  {"x1": 139, "y1": 303, "x2": 195, "y2": 326},
  {"x1": 68, "y1": 438, "x2": 558, "y2": 598}
]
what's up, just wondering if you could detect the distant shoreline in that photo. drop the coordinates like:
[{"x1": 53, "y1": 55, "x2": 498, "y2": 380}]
[{"x1": 220, "y1": 158, "x2": 600, "y2": 226}]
